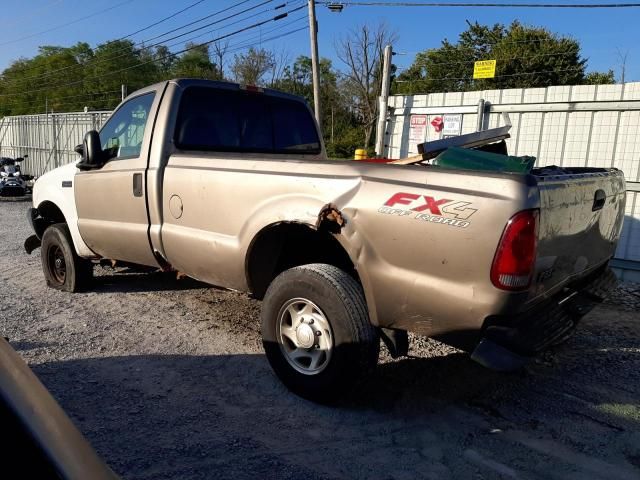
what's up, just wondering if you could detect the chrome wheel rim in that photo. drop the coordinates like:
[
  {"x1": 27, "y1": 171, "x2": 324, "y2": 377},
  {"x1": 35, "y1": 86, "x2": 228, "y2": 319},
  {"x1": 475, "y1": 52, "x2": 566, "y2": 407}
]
[{"x1": 277, "y1": 297, "x2": 333, "y2": 375}]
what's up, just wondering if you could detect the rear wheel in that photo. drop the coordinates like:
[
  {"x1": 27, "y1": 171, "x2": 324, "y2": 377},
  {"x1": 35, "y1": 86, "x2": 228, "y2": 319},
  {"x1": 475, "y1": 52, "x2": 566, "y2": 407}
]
[
  {"x1": 41, "y1": 224, "x2": 92, "y2": 292},
  {"x1": 261, "y1": 263, "x2": 379, "y2": 403}
]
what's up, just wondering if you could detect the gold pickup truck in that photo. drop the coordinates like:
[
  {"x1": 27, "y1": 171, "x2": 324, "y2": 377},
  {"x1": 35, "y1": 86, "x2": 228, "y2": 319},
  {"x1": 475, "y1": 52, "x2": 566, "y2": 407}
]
[{"x1": 26, "y1": 79, "x2": 626, "y2": 402}]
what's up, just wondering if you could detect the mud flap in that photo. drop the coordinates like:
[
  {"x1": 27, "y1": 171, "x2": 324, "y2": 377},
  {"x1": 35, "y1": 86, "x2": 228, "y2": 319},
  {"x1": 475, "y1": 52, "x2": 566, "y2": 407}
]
[
  {"x1": 24, "y1": 234, "x2": 41, "y2": 254},
  {"x1": 380, "y1": 328, "x2": 409, "y2": 358},
  {"x1": 470, "y1": 338, "x2": 529, "y2": 372}
]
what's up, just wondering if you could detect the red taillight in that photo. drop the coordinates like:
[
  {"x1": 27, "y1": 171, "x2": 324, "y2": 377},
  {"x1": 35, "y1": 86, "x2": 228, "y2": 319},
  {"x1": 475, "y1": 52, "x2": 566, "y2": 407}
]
[{"x1": 491, "y1": 209, "x2": 539, "y2": 291}]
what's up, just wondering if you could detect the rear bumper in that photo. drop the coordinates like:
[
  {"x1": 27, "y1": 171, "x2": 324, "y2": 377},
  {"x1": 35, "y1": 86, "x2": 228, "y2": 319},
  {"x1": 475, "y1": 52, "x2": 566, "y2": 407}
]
[{"x1": 471, "y1": 266, "x2": 618, "y2": 371}]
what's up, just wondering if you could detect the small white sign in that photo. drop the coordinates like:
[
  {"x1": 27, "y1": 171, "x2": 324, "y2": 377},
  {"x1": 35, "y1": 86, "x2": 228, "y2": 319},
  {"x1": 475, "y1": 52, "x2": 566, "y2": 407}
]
[
  {"x1": 409, "y1": 115, "x2": 427, "y2": 144},
  {"x1": 442, "y1": 114, "x2": 462, "y2": 136}
]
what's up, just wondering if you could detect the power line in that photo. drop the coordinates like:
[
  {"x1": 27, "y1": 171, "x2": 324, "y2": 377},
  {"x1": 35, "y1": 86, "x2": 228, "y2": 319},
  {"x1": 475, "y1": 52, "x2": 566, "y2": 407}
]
[
  {"x1": 318, "y1": 1, "x2": 640, "y2": 8},
  {"x1": 118, "y1": 0, "x2": 209, "y2": 41},
  {"x1": 3, "y1": 0, "x2": 65, "y2": 28},
  {"x1": 176, "y1": 9, "x2": 308, "y2": 54},
  {"x1": 393, "y1": 65, "x2": 585, "y2": 83},
  {"x1": 0, "y1": 0, "x2": 136, "y2": 47},
  {"x1": 395, "y1": 33, "x2": 604, "y2": 55},
  {"x1": 132, "y1": 0, "x2": 289, "y2": 50},
  {"x1": 83, "y1": 0, "x2": 302, "y2": 76},
  {"x1": 0, "y1": 0, "x2": 215, "y2": 80},
  {"x1": 226, "y1": 24, "x2": 309, "y2": 55},
  {"x1": 138, "y1": 0, "x2": 261, "y2": 45},
  {"x1": 395, "y1": 39, "x2": 579, "y2": 56},
  {"x1": 2, "y1": 89, "x2": 122, "y2": 107},
  {"x1": 396, "y1": 50, "x2": 583, "y2": 71},
  {"x1": 0, "y1": 4, "x2": 304, "y2": 98},
  {"x1": 1, "y1": 2, "x2": 305, "y2": 102},
  {"x1": 1, "y1": 0, "x2": 281, "y2": 88},
  {"x1": 1, "y1": 0, "x2": 263, "y2": 85},
  {"x1": 2, "y1": 91, "x2": 123, "y2": 113},
  {"x1": 8, "y1": 23, "x2": 309, "y2": 114}
]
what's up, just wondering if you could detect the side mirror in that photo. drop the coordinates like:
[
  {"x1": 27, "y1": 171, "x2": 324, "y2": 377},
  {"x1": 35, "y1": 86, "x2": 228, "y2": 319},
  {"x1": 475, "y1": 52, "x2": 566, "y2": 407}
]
[{"x1": 76, "y1": 131, "x2": 104, "y2": 171}]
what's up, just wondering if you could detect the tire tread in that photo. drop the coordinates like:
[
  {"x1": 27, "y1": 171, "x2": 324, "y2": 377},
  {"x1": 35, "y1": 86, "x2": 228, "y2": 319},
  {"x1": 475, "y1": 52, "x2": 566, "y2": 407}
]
[{"x1": 261, "y1": 263, "x2": 379, "y2": 402}]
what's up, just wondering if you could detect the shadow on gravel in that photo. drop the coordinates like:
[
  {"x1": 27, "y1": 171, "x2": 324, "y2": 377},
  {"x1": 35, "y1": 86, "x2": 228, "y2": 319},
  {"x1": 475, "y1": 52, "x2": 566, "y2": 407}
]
[
  {"x1": 29, "y1": 351, "x2": 501, "y2": 479},
  {"x1": 10, "y1": 340, "x2": 52, "y2": 351},
  {"x1": 93, "y1": 270, "x2": 211, "y2": 294},
  {"x1": 347, "y1": 354, "x2": 505, "y2": 412},
  {"x1": 28, "y1": 341, "x2": 640, "y2": 480}
]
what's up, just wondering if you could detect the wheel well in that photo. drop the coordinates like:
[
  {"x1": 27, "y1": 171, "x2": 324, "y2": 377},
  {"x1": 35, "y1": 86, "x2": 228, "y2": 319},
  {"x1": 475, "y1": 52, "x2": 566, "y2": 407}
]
[
  {"x1": 35, "y1": 201, "x2": 66, "y2": 238},
  {"x1": 38, "y1": 201, "x2": 66, "y2": 223},
  {"x1": 246, "y1": 222, "x2": 358, "y2": 299}
]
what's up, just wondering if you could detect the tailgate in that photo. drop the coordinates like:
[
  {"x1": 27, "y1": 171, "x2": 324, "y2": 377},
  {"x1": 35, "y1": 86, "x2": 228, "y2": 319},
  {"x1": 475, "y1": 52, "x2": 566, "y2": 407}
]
[{"x1": 533, "y1": 168, "x2": 626, "y2": 296}]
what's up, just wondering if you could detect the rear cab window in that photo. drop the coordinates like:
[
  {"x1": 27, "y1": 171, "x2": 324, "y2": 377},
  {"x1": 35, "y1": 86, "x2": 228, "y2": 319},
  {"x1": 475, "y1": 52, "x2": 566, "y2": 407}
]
[{"x1": 173, "y1": 87, "x2": 321, "y2": 155}]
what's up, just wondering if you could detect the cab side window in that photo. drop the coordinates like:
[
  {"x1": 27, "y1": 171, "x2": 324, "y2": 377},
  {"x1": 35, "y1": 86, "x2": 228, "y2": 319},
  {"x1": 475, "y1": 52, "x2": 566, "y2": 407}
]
[{"x1": 99, "y1": 93, "x2": 155, "y2": 160}]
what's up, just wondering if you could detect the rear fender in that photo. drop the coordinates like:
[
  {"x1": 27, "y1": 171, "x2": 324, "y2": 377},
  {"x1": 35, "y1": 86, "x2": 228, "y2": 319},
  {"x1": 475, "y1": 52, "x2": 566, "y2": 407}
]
[{"x1": 240, "y1": 193, "x2": 381, "y2": 326}]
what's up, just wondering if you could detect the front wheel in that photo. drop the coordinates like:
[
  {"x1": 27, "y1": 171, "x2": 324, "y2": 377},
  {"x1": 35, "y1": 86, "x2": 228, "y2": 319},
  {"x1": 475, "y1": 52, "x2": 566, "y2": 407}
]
[
  {"x1": 261, "y1": 264, "x2": 379, "y2": 403},
  {"x1": 41, "y1": 223, "x2": 93, "y2": 293}
]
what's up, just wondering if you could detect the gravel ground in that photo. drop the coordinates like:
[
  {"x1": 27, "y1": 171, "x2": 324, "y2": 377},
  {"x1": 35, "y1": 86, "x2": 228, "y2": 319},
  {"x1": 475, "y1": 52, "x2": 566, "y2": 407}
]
[{"x1": 1, "y1": 198, "x2": 639, "y2": 480}]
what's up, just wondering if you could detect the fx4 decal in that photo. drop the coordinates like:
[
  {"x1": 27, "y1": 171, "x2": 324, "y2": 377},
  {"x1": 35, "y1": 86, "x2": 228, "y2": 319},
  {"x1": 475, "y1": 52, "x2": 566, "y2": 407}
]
[{"x1": 379, "y1": 192, "x2": 478, "y2": 228}]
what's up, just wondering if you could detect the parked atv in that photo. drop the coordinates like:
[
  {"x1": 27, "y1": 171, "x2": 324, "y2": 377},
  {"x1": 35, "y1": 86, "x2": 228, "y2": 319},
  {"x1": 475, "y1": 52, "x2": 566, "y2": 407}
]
[{"x1": 0, "y1": 156, "x2": 29, "y2": 197}]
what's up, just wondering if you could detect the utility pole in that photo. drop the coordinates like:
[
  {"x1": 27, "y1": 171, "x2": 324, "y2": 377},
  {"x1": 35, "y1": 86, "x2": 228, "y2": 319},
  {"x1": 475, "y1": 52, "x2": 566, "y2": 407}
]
[
  {"x1": 308, "y1": 0, "x2": 322, "y2": 133},
  {"x1": 375, "y1": 44, "x2": 393, "y2": 157},
  {"x1": 121, "y1": 84, "x2": 127, "y2": 102}
]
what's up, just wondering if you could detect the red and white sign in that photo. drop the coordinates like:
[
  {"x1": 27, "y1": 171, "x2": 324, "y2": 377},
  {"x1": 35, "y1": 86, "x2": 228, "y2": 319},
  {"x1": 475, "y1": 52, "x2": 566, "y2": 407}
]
[{"x1": 409, "y1": 115, "x2": 427, "y2": 144}]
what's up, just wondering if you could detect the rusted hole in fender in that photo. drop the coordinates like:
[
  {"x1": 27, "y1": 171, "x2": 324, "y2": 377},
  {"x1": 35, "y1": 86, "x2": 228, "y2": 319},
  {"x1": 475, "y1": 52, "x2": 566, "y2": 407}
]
[{"x1": 316, "y1": 203, "x2": 346, "y2": 234}]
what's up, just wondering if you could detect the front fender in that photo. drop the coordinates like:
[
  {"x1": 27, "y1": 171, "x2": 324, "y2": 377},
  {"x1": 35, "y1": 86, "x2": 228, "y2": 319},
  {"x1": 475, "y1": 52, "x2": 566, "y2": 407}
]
[{"x1": 32, "y1": 163, "x2": 95, "y2": 258}]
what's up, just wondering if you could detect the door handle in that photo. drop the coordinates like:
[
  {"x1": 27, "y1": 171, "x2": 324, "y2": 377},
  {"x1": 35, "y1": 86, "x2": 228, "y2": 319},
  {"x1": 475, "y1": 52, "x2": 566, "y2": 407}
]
[
  {"x1": 133, "y1": 173, "x2": 143, "y2": 197},
  {"x1": 592, "y1": 189, "x2": 606, "y2": 211}
]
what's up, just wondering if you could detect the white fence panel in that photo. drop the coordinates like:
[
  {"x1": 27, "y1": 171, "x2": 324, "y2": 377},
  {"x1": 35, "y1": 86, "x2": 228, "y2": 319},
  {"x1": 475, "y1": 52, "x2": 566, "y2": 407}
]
[{"x1": 0, "y1": 111, "x2": 111, "y2": 176}]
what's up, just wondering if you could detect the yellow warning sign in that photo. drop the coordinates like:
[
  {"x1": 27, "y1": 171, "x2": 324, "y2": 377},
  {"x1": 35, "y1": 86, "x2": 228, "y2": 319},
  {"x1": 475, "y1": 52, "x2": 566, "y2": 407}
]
[{"x1": 473, "y1": 60, "x2": 496, "y2": 79}]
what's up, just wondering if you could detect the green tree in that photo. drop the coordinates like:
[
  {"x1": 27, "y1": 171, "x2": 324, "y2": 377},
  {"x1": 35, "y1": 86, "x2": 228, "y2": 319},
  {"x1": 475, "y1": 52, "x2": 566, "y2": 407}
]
[
  {"x1": 274, "y1": 56, "x2": 363, "y2": 158},
  {"x1": 584, "y1": 70, "x2": 615, "y2": 85},
  {"x1": 395, "y1": 21, "x2": 613, "y2": 94},
  {"x1": 0, "y1": 42, "x2": 102, "y2": 114},
  {"x1": 172, "y1": 43, "x2": 219, "y2": 80},
  {"x1": 87, "y1": 40, "x2": 160, "y2": 107},
  {"x1": 153, "y1": 45, "x2": 176, "y2": 77},
  {"x1": 230, "y1": 47, "x2": 275, "y2": 86}
]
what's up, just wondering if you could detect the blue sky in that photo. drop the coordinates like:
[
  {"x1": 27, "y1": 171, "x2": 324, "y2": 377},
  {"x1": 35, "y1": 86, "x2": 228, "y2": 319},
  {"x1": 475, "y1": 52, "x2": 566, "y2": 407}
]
[{"x1": 1, "y1": 0, "x2": 638, "y2": 82}]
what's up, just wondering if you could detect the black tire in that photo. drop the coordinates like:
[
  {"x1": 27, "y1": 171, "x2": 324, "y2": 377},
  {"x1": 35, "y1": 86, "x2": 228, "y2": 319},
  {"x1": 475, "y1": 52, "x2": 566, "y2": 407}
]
[
  {"x1": 41, "y1": 223, "x2": 92, "y2": 293},
  {"x1": 261, "y1": 263, "x2": 379, "y2": 403}
]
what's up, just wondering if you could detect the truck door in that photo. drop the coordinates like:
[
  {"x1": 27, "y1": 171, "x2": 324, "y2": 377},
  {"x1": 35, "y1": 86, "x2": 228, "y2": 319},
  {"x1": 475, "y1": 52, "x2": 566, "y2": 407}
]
[{"x1": 74, "y1": 91, "x2": 159, "y2": 266}]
